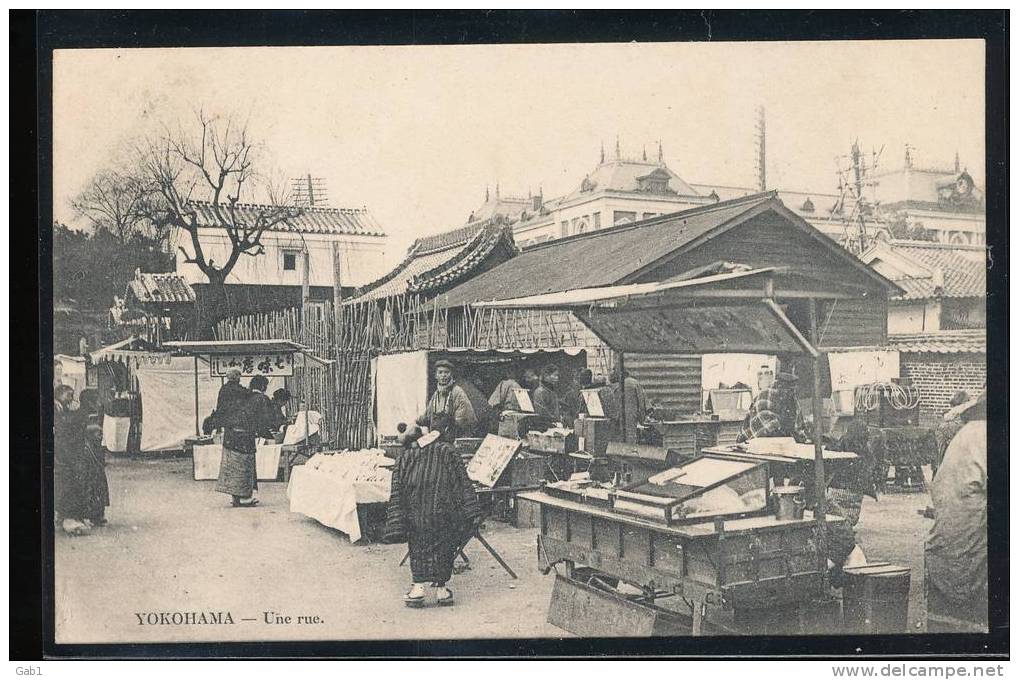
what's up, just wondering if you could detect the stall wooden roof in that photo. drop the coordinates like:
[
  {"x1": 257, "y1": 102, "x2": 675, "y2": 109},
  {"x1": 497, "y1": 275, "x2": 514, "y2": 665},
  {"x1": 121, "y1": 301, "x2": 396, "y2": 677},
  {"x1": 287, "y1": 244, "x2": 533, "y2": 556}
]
[
  {"x1": 473, "y1": 269, "x2": 821, "y2": 356},
  {"x1": 163, "y1": 339, "x2": 310, "y2": 355}
]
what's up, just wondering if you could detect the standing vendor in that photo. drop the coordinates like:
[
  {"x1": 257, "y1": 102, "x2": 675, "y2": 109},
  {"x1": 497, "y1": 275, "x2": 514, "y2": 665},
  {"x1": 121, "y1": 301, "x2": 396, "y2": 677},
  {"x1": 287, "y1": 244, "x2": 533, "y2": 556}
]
[
  {"x1": 531, "y1": 364, "x2": 563, "y2": 423},
  {"x1": 737, "y1": 368, "x2": 807, "y2": 443},
  {"x1": 600, "y1": 365, "x2": 647, "y2": 442},
  {"x1": 488, "y1": 369, "x2": 524, "y2": 414},
  {"x1": 416, "y1": 359, "x2": 478, "y2": 443}
]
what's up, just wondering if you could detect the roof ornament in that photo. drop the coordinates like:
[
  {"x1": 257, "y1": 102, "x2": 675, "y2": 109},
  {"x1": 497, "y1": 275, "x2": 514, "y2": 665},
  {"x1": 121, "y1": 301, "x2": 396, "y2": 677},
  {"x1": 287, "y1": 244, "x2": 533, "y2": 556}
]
[
  {"x1": 615, "y1": 136, "x2": 621, "y2": 159},
  {"x1": 642, "y1": 145, "x2": 647, "y2": 162},
  {"x1": 658, "y1": 140, "x2": 664, "y2": 165},
  {"x1": 496, "y1": 182, "x2": 500, "y2": 198},
  {"x1": 485, "y1": 185, "x2": 490, "y2": 202},
  {"x1": 904, "y1": 143, "x2": 913, "y2": 169},
  {"x1": 954, "y1": 151, "x2": 961, "y2": 173},
  {"x1": 600, "y1": 141, "x2": 605, "y2": 164}
]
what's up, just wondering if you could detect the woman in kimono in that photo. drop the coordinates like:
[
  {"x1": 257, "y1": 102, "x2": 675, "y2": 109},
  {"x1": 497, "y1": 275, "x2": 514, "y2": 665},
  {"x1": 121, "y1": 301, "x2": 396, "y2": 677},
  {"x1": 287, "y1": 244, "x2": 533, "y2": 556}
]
[
  {"x1": 215, "y1": 374, "x2": 277, "y2": 507},
  {"x1": 384, "y1": 431, "x2": 481, "y2": 607}
]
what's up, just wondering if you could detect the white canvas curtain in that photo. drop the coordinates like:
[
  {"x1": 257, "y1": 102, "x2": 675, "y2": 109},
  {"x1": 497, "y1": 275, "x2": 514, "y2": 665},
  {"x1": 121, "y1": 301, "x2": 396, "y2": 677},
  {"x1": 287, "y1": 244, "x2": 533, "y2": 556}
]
[
  {"x1": 135, "y1": 356, "x2": 219, "y2": 451},
  {"x1": 374, "y1": 350, "x2": 429, "y2": 438}
]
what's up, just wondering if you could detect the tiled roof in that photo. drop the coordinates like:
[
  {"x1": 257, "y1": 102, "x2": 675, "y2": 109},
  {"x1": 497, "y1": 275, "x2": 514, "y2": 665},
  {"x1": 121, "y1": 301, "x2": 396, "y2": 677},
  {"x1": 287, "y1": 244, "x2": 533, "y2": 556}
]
[
  {"x1": 346, "y1": 217, "x2": 516, "y2": 304},
  {"x1": 433, "y1": 191, "x2": 895, "y2": 309},
  {"x1": 188, "y1": 201, "x2": 386, "y2": 237},
  {"x1": 881, "y1": 240, "x2": 986, "y2": 300},
  {"x1": 409, "y1": 225, "x2": 516, "y2": 294},
  {"x1": 127, "y1": 272, "x2": 196, "y2": 304},
  {"x1": 889, "y1": 329, "x2": 985, "y2": 354}
]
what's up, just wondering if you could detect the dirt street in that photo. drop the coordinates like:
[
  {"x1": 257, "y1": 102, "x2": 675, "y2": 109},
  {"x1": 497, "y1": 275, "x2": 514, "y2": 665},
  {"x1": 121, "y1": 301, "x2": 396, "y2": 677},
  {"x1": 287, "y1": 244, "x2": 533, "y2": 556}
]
[
  {"x1": 54, "y1": 457, "x2": 932, "y2": 643},
  {"x1": 55, "y1": 457, "x2": 563, "y2": 643}
]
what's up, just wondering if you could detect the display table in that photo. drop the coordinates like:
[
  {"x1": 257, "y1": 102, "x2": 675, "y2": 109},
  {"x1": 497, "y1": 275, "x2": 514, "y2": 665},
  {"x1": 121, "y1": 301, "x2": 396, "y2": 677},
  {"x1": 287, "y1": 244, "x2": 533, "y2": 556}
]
[
  {"x1": 286, "y1": 451, "x2": 393, "y2": 542},
  {"x1": 192, "y1": 442, "x2": 283, "y2": 482}
]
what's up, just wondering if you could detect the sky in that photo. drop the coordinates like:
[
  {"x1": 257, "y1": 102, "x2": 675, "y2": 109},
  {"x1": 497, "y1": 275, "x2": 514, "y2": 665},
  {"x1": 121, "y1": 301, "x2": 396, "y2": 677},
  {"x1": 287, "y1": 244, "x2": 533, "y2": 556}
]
[{"x1": 53, "y1": 40, "x2": 985, "y2": 265}]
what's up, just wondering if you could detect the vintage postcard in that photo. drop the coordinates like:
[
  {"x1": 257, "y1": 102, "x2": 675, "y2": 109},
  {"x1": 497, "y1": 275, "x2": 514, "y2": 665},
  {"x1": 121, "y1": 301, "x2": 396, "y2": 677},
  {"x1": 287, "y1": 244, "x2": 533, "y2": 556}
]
[{"x1": 35, "y1": 12, "x2": 1004, "y2": 659}]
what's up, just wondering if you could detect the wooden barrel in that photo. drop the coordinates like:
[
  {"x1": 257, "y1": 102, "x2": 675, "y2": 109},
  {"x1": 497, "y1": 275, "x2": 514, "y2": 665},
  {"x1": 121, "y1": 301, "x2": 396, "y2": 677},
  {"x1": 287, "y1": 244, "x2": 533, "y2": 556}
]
[{"x1": 842, "y1": 564, "x2": 911, "y2": 634}]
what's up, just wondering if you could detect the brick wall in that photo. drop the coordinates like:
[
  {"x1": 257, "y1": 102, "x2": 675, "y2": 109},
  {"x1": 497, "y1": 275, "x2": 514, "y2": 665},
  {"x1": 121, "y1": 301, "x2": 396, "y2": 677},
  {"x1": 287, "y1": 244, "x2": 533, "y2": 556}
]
[{"x1": 900, "y1": 352, "x2": 986, "y2": 425}]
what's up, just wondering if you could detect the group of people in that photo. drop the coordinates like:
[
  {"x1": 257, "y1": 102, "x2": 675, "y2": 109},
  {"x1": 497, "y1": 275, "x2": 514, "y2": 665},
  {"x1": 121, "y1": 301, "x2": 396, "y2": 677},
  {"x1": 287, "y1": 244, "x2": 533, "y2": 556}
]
[
  {"x1": 383, "y1": 358, "x2": 649, "y2": 608},
  {"x1": 204, "y1": 368, "x2": 292, "y2": 508},
  {"x1": 54, "y1": 384, "x2": 110, "y2": 536}
]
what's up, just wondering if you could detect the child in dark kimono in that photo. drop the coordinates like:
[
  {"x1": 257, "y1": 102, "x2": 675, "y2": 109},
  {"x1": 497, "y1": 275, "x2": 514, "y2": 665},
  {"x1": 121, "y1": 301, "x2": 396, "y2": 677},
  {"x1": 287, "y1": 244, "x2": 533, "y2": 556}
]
[{"x1": 384, "y1": 432, "x2": 481, "y2": 607}]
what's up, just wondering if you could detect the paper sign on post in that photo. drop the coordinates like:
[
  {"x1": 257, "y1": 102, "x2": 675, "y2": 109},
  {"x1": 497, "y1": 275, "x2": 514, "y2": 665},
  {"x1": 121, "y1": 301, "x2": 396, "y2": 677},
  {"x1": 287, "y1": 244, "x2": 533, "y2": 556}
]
[{"x1": 466, "y1": 434, "x2": 522, "y2": 488}]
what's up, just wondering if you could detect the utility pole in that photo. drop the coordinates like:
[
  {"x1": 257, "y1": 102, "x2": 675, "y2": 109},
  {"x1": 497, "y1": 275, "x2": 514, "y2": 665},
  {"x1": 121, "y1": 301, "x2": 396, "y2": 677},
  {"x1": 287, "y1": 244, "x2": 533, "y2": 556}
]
[
  {"x1": 291, "y1": 175, "x2": 329, "y2": 208},
  {"x1": 755, "y1": 106, "x2": 767, "y2": 192}
]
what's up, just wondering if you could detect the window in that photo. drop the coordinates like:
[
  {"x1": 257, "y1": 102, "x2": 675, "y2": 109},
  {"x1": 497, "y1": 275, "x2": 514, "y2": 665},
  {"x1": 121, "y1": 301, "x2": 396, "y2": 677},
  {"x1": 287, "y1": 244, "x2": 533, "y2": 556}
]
[
  {"x1": 613, "y1": 211, "x2": 637, "y2": 225},
  {"x1": 282, "y1": 249, "x2": 300, "y2": 271},
  {"x1": 593, "y1": 213, "x2": 601, "y2": 229}
]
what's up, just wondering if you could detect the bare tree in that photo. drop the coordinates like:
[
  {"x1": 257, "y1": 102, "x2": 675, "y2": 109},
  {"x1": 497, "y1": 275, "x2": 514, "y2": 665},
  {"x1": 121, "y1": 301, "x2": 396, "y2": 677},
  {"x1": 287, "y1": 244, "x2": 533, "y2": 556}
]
[
  {"x1": 72, "y1": 167, "x2": 157, "y2": 244},
  {"x1": 138, "y1": 109, "x2": 300, "y2": 288}
]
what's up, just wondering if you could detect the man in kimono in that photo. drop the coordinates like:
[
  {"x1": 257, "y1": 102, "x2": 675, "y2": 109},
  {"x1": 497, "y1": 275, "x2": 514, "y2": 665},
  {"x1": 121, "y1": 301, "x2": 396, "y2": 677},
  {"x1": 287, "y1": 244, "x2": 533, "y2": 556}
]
[
  {"x1": 926, "y1": 391, "x2": 987, "y2": 632},
  {"x1": 737, "y1": 370, "x2": 807, "y2": 443},
  {"x1": 416, "y1": 360, "x2": 477, "y2": 443},
  {"x1": 384, "y1": 434, "x2": 481, "y2": 607},
  {"x1": 215, "y1": 373, "x2": 276, "y2": 507},
  {"x1": 531, "y1": 364, "x2": 563, "y2": 422}
]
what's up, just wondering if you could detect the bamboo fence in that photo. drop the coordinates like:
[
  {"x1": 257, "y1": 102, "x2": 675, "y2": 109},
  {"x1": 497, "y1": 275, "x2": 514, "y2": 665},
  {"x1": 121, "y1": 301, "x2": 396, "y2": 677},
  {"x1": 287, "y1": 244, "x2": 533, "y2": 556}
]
[{"x1": 213, "y1": 292, "x2": 593, "y2": 449}]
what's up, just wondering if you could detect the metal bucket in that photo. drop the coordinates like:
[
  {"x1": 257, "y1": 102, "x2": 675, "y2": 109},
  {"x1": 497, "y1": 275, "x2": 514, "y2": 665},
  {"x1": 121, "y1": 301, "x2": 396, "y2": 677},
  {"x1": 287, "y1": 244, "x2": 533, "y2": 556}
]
[{"x1": 842, "y1": 564, "x2": 911, "y2": 634}]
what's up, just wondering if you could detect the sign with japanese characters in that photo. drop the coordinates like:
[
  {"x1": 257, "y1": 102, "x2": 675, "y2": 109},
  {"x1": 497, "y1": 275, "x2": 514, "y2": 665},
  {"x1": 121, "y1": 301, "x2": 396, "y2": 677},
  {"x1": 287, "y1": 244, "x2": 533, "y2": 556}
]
[{"x1": 210, "y1": 353, "x2": 295, "y2": 377}]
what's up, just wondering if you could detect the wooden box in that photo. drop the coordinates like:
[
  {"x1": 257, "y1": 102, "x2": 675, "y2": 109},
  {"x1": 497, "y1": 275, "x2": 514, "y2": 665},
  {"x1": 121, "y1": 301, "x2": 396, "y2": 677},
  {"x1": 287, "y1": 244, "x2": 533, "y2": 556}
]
[
  {"x1": 526, "y1": 430, "x2": 579, "y2": 455},
  {"x1": 498, "y1": 411, "x2": 542, "y2": 438},
  {"x1": 498, "y1": 451, "x2": 548, "y2": 487},
  {"x1": 574, "y1": 417, "x2": 614, "y2": 456}
]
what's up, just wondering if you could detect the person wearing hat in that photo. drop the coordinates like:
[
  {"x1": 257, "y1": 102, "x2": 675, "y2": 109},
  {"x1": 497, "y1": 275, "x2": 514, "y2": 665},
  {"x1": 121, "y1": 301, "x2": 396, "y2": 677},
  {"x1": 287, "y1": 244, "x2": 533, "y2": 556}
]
[
  {"x1": 737, "y1": 367, "x2": 807, "y2": 443},
  {"x1": 925, "y1": 390, "x2": 987, "y2": 632},
  {"x1": 416, "y1": 360, "x2": 477, "y2": 444}
]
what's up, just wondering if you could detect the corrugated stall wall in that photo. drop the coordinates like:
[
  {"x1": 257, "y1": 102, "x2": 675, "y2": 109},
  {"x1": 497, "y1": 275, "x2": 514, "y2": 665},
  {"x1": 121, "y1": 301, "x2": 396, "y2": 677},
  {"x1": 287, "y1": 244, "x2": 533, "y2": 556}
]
[{"x1": 623, "y1": 353, "x2": 702, "y2": 414}]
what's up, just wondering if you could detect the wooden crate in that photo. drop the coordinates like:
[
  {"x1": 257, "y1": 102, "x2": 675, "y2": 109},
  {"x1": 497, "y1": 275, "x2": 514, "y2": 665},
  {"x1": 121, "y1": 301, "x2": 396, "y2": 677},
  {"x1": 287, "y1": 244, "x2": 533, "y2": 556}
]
[{"x1": 547, "y1": 574, "x2": 692, "y2": 637}]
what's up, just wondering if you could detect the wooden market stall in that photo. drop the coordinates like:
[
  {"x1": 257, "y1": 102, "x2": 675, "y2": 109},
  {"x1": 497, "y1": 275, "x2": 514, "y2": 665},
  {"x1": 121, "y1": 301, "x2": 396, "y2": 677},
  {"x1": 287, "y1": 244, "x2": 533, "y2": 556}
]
[
  {"x1": 473, "y1": 266, "x2": 899, "y2": 635},
  {"x1": 163, "y1": 339, "x2": 332, "y2": 480}
]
